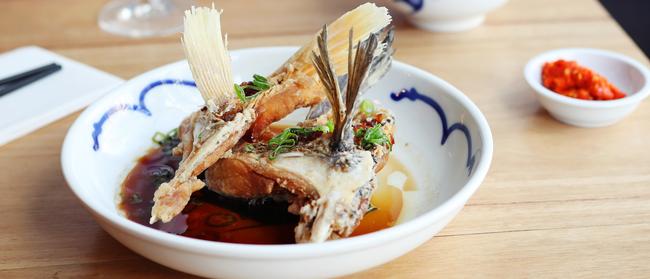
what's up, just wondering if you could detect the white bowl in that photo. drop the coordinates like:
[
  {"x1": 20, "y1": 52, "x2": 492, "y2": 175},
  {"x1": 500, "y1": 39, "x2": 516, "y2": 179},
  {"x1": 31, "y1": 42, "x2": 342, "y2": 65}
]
[
  {"x1": 524, "y1": 48, "x2": 650, "y2": 127},
  {"x1": 61, "y1": 47, "x2": 493, "y2": 279},
  {"x1": 391, "y1": 0, "x2": 508, "y2": 32}
]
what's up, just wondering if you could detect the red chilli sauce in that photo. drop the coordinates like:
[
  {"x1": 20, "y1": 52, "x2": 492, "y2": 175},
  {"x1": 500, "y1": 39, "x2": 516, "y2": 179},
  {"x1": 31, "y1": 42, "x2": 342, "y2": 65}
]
[{"x1": 542, "y1": 59, "x2": 626, "y2": 100}]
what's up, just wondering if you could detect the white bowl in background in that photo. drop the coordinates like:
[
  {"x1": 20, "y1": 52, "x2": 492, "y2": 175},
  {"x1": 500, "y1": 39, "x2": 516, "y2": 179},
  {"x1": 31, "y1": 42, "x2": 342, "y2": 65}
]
[
  {"x1": 391, "y1": 0, "x2": 508, "y2": 32},
  {"x1": 524, "y1": 48, "x2": 650, "y2": 127},
  {"x1": 61, "y1": 47, "x2": 493, "y2": 279}
]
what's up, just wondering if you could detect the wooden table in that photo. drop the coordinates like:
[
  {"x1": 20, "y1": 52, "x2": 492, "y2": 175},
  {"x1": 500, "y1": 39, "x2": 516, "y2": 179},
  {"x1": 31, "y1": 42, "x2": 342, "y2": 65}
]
[{"x1": 2, "y1": 0, "x2": 649, "y2": 277}]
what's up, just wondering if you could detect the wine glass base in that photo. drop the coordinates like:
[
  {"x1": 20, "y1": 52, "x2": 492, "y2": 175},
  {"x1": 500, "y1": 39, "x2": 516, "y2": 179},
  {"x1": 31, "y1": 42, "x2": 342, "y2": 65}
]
[{"x1": 98, "y1": 0, "x2": 195, "y2": 38}]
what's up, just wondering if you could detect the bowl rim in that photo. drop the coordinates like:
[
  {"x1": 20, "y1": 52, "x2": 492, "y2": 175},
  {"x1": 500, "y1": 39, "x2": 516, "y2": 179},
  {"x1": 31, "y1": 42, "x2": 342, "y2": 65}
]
[
  {"x1": 61, "y1": 46, "x2": 493, "y2": 259},
  {"x1": 524, "y1": 47, "x2": 650, "y2": 108}
]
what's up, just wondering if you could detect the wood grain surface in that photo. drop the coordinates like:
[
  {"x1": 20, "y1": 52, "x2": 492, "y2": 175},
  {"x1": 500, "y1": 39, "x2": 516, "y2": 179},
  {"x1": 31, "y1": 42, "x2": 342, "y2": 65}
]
[{"x1": 1, "y1": 0, "x2": 649, "y2": 278}]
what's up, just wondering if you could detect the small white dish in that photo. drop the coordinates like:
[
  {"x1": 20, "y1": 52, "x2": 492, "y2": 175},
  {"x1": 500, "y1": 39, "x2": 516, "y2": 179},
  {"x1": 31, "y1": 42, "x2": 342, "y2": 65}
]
[
  {"x1": 61, "y1": 47, "x2": 493, "y2": 279},
  {"x1": 524, "y1": 48, "x2": 650, "y2": 127},
  {"x1": 391, "y1": 0, "x2": 508, "y2": 32}
]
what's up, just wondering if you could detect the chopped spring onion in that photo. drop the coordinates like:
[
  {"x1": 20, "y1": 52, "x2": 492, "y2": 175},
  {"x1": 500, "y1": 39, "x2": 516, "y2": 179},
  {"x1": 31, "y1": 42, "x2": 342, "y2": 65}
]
[
  {"x1": 360, "y1": 99, "x2": 375, "y2": 115},
  {"x1": 234, "y1": 83, "x2": 246, "y2": 102},
  {"x1": 268, "y1": 129, "x2": 298, "y2": 160},
  {"x1": 152, "y1": 128, "x2": 178, "y2": 146},
  {"x1": 325, "y1": 120, "x2": 334, "y2": 133},
  {"x1": 252, "y1": 74, "x2": 271, "y2": 90},
  {"x1": 267, "y1": 124, "x2": 332, "y2": 160},
  {"x1": 234, "y1": 74, "x2": 271, "y2": 103},
  {"x1": 356, "y1": 124, "x2": 392, "y2": 150}
]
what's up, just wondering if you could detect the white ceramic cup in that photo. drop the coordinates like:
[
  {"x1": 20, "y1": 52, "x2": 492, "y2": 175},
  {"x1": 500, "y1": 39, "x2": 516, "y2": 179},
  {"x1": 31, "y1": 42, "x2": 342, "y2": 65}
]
[{"x1": 391, "y1": 0, "x2": 508, "y2": 32}]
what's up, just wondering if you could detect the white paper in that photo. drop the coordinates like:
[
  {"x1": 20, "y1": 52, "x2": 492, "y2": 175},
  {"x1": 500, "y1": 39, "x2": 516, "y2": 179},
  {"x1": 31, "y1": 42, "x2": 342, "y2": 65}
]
[{"x1": 0, "y1": 46, "x2": 124, "y2": 146}]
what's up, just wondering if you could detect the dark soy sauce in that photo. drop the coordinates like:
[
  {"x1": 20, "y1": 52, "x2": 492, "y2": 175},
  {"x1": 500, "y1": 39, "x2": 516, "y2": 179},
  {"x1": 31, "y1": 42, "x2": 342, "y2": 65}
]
[
  {"x1": 119, "y1": 145, "x2": 297, "y2": 244},
  {"x1": 119, "y1": 141, "x2": 404, "y2": 244}
]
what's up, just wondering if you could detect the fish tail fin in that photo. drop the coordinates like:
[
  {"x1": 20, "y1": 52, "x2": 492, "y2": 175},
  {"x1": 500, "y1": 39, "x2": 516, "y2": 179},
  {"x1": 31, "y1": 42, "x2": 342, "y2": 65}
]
[
  {"x1": 279, "y1": 3, "x2": 391, "y2": 78},
  {"x1": 182, "y1": 5, "x2": 234, "y2": 108}
]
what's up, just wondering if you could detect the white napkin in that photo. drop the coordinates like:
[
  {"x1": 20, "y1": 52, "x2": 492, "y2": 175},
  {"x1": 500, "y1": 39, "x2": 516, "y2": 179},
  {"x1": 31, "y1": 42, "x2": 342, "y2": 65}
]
[{"x1": 0, "y1": 46, "x2": 124, "y2": 146}]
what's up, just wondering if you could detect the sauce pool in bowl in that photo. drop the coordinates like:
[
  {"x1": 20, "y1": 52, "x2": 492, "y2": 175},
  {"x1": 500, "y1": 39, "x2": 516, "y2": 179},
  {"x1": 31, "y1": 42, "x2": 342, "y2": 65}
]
[{"x1": 119, "y1": 138, "x2": 411, "y2": 244}]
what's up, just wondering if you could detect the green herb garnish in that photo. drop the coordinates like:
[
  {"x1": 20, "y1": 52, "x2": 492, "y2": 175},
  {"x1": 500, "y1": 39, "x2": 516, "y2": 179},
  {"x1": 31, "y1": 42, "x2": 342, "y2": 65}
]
[
  {"x1": 234, "y1": 74, "x2": 271, "y2": 103},
  {"x1": 152, "y1": 128, "x2": 178, "y2": 146},
  {"x1": 292, "y1": 124, "x2": 329, "y2": 137},
  {"x1": 152, "y1": 132, "x2": 167, "y2": 144},
  {"x1": 252, "y1": 74, "x2": 270, "y2": 90},
  {"x1": 356, "y1": 124, "x2": 392, "y2": 150},
  {"x1": 355, "y1": 127, "x2": 366, "y2": 138},
  {"x1": 268, "y1": 129, "x2": 298, "y2": 160},
  {"x1": 234, "y1": 83, "x2": 246, "y2": 103},
  {"x1": 244, "y1": 143, "x2": 255, "y2": 153},
  {"x1": 360, "y1": 99, "x2": 375, "y2": 115},
  {"x1": 267, "y1": 124, "x2": 332, "y2": 160},
  {"x1": 151, "y1": 128, "x2": 180, "y2": 155},
  {"x1": 325, "y1": 120, "x2": 334, "y2": 133}
]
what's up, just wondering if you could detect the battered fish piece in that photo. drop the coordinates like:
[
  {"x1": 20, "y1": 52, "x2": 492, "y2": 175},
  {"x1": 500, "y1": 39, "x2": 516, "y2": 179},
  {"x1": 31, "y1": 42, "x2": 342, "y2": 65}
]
[
  {"x1": 152, "y1": 3, "x2": 393, "y2": 224},
  {"x1": 248, "y1": 3, "x2": 393, "y2": 140},
  {"x1": 206, "y1": 28, "x2": 395, "y2": 242},
  {"x1": 150, "y1": 6, "x2": 255, "y2": 223},
  {"x1": 205, "y1": 109, "x2": 395, "y2": 200}
]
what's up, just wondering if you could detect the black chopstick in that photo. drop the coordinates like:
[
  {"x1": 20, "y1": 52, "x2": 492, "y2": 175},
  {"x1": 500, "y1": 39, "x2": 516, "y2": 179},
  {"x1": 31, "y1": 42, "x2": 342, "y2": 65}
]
[{"x1": 0, "y1": 63, "x2": 62, "y2": 97}]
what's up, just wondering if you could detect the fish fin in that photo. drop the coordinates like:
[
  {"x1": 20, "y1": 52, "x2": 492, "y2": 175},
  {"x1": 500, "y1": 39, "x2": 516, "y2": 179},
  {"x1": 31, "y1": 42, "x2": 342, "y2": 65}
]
[
  {"x1": 279, "y1": 3, "x2": 391, "y2": 78},
  {"x1": 311, "y1": 26, "x2": 345, "y2": 147},
  {"x1": 345, "y1": 30, "x2": 377, "y2": 116},
  {"x1": 339, "y1": 30, "x2": 379, "y2": 148},
  {"x1": 182, "y1": 5, "x2": 234, "y2": 108},
  {"x1": 312, "y1": 26, "x2": 379, "y2": 150},
  {"x1": 363, "y1": 26, "x2": 395, "y2": 91},
  {"x1": 305, "y1": 25, "x2": 394, "y2": 120}
]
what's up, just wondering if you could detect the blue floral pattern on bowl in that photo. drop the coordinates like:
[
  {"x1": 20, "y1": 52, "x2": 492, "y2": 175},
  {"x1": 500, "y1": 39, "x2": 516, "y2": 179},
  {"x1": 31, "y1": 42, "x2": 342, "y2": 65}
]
[
  {"x1": 391, "y1": 88, "x2": 476, "y2": 175},
  {"x1": 92, "y1": 80, "x2": 476, "y2": 176},
  {"x1": 91, "y1": 79, "x2": 196, "y2": 151},
  {"x1": 395, "y1": 0, "x2": 424, "y2": 12}
]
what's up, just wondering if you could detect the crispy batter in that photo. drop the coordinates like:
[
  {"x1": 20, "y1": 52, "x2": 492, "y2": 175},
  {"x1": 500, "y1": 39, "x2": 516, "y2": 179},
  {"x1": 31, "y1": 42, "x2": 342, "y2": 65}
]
[
  {"x1": 150, "y1": 4, "x2": 395, "y2": 235},
  {"x1": 151, "y1": 109, "x2": 255, "y2": 223},
  {"x1": 249, "y1": 68, "x2": 323, "y2": 140},
  {"x1": 248, "y1": 3, "x2": 392, "y2": 139}
]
